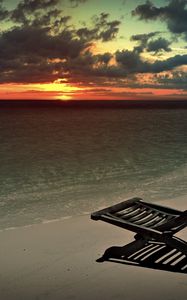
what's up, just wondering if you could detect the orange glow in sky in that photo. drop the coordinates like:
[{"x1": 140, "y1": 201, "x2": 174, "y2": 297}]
[
  {"x1": 0, "y1": 81, "x2": 186, "y2": 100},
  {"x1": 0, "y1": 81, "x2": 84, "y2": 100}
]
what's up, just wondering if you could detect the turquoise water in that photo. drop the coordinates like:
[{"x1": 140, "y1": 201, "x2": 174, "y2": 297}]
[{"x1": 0, "y1": 107, "x2": 187, "y2": 229}]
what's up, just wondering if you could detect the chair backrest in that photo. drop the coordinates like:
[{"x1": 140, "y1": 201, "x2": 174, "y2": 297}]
[
  {"x1": 112, "y1": 201, "x2": 180, "y2": 231},
  {"x1": 91, "y1": 198, "x2": 187, "y2": 237}
]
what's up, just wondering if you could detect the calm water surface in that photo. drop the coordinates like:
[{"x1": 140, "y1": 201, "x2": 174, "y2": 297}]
[{"x1": 0, "y1": 107, "x2": 187, "y2": 229}]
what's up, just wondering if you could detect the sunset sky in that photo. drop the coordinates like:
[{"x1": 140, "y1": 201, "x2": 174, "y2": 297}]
[{"x1": 0, "y1": 0, "x2": 187, "y2": 100}]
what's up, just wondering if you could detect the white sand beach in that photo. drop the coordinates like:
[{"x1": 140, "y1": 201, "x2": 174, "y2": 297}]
[{"x1": 0, "y1": 197, "x2": 186, "y2": 300}]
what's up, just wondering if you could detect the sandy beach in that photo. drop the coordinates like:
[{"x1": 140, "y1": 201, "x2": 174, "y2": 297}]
[{"x1": 0, "y1": 197, "x2": 186, "y2": 300}]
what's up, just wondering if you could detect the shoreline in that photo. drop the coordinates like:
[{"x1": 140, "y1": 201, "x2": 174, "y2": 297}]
[
  {"x1": 0, "y1": 196, "x2": 186, "y2": 300},
  {"x1": 0, "y1": 194, "x2": 186, "y2": 232}
]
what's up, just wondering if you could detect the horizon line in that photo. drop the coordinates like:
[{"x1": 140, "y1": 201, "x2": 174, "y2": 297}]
[{"x1": 0, "y1": 99, "x2": 187, "y2": 109}]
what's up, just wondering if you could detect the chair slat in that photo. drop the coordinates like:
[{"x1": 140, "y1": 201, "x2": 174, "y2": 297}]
[
  {"x1": 135, "y1": 212, "x2": 160, "y2": 225},
  {"x1": 145, "y1": 216, "x2": 166, "y2": 228},
  {"x1": 127, "y1": 209, "x2": 150, "y2": 222},
  {"x1": 115, "y1": 204, "x2": 140, "y2": 217},
  {"x1": 121, "y1": 208, "x2": 142, "y2": 219},
  {"x1": 152, "y1": 216, "x2": 168, "y2": 227}
]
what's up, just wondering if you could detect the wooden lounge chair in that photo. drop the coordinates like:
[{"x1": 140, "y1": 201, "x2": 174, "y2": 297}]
[{"x1": 91, "y1": 197, "x2": 187, "y2": 256}]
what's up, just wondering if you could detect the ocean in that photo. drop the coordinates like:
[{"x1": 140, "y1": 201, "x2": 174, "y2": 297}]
[{"x1": 0, "y1": 105, "x2": 187, "y2": 229}]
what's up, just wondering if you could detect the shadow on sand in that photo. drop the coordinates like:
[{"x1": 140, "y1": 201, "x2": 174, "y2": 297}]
[{"x1": 96, "y1": 238, "x2": 187, "y2": 274}]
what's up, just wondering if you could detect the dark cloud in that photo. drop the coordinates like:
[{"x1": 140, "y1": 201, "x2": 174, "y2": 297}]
[
  {"x1": 31, "y1": 9, "x2": 63, "y2": 27},
  {"x1": 116, "y1": 49, "x2": 145, "y2": 72},
  {"x1": 11, "y1": 0, "x2": 60, "y2": 24},
  {"x1": 132, "y1": 0, "x2": 187, "y2": 39},
  {"x1": 0, "y1": 26, "x2": 86, "y2": 60},
  {"x1": 77, "y1": 13, "x2": 121, "y2": 42},
  {"x1": 131, "y1": 32, "x2": 172, "y2": 54},
  {"x1": 132, "y1": 0, "x2": 163, "y2": 20},
  {"x1": 0, "y1": 60, "x2": 61, "y2": 83},
  {"x1": 150, "y1": 54, "x2": 187, "y2": 72},
  {"x1": 131, "y1": 32, "x2": 158, "y2": 43},
  {"x1": 76, "y1": 27, "x2": 98, "y2": 41},
  {"x1": 116, "y1": 48, "x2": 187, "y2": 74},
  {"x1": 0, "y1": 23, "x2": 88, "y2": 83},
  {"x1": 94, "y1": 13, "x2": 121, "y2": 41},
  {"x1": 64, "y1": 50, "x2": 114, "y2": 81},
  {"x1": 0, "y1": 1, "x2": 120, "y2": 84},
  {"x1": 131, "y1": 32, "x2": 158, "y2": 53},
  {"x1": 62, "y1": 50, "x2": 129, "y2": 84},
  {"x1": 14, "y1": 0, "x2": 59, "y2": 13},
  {"x1": 71, "y1": 48, "x2": 186, "y2": 81},
  {"x1": 11, "y1": 0, "x2": 85, "y2": 27},
  {"x1": 97, "y1": 53, "x2": 112, "y2": 64},
  {"x1": 64, "y1": 45, "x2": 187, "y2": 86},
  {"x1": 147, "y1": 37, "x2": 172, "y2": 53}
]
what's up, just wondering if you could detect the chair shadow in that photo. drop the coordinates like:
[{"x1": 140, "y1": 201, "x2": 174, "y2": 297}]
[{"x1": 96, "y1": 239, "x2": 187, "y2": 274}]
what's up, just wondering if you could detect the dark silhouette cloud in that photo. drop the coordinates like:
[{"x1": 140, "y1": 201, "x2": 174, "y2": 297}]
[
  {"x1": 11, "y1": 0, "x2": 60, "y2": 24},
  {"x1": 0, "y1": 26, "x2": 86, "y2": 60},
  {"x1": 131, "y1": 32, "x2": 158, "y2": 43},
  {"x1": 116, "y1": 49, "x2": 145, "y2": 72},
  {"x1": 77, "y1": 13, "x2": 121, "y2": 42},
  {"x1": 14, "y1": 0, "x2": 59, "y2": 13},
  {"x1": 132, "y1": 0, "x2": 187, "y2": 39},
  {"x1": 116, "y1": 49, "x2": 187, "y2": 74},
  {"x1": 132, "y1": 1, "x2": 163, "y2": 20},
  {"x1": 131, "y1": 32, "x2": 172, "y2": 54},
  {"x1": 10, "y1": 0, "x2": 85, "y2": 25},
  {"x1": 97, "y1": 53, "x2": 112, "y2": 64},
  {"x1": 63, "y1": 46, "x2": 187, "y2": 86},
  {"x1": 147, "y1": 37, "x2": 172, "y2": 53},
  {"x1": 31, "y1": 9, "x2": 64, "y2": 27},
  {"x1": 150, "y1": 54, "x2": 187, "y2": 72},
  {"x1": 0, "y1": 1, "x2": 120, "y2": 83}
]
